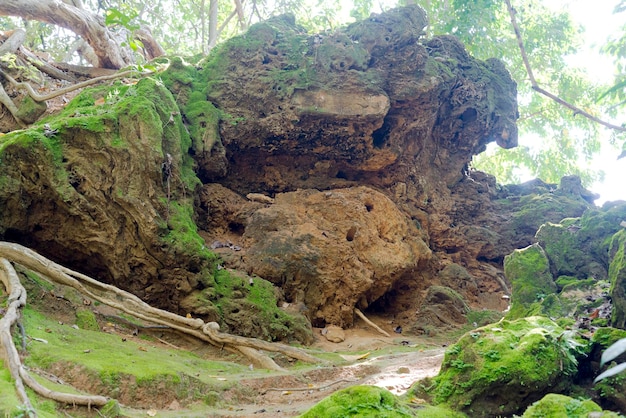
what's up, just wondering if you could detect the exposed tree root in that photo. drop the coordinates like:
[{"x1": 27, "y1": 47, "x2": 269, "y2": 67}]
[
  {"x1": 0, "y1": 241, "x2": 324, "y2": 412},
  {"x1": 354, "y1": 308, "x2": 391, "y2": 337},
  {"x1": 0, "y1": 258, "x2": 34, "y2": 413},
  {"x1": 0, "y1": 67, "x2": 151, "y2": 103}
]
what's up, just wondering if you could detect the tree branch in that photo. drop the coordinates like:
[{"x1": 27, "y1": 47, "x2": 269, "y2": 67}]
[
  {"x1": 0, "y1": 0, "x2": 130, "y2": 69},
  {"x1": 505, "y1": 0, "x2": 626, "y2": 132},
  {"x1": 0, "y1": 67, "x2": 148, "y2": 103}
]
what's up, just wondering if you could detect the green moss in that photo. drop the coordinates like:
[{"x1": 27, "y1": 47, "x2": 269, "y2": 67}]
[
  {"x1": 75, "y1": 308, "x2": 100, "y2": 331},
  {"x1": 609, "y1": 230, "x2": 626, "y2": 328},
  {"x1": 520, "y1": 393, "x2": 619, "y2": 417},
  {"x1": 504, "y1": 244, "x2": 558, "y2": 319},
  {"x1": 591, "y1": 327, "x2": 626, "y2": 349},
  {"x1": 562, "y1": 278, "x2": 596, "y2": 292},
  {"x1": 212, "y1": 269, "x2": 313, "y2": 343},
  {"x1": 99, "y1": 400, "x2": 122, "y2": 417},
  {"x1": 0, "y1": 366, "x2": 58, "y2": 417},
  {"x1": 21, "y1": 306, "x2": 249, "y2": 405},
  {"x1": 466, "y1": 310, "x2": 504, "y2": 328},
  {"x1": 16, "y1": 94, "x2": 47, "y2": 123},
  {"x1": 411, "y1": 405, "x2": 467, "y2": 418},
  {"x1": 411, "y1": 317, "x2": 583, "y2": 417},
  {"x1": 300, "y1": 385, "x2": 416, "y2": 417},
  {"x1": 162, "y1": 201, "x2": 216, "y2": 264}
]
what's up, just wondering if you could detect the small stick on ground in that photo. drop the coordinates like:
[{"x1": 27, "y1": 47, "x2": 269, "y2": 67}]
[
  {"x1": 262, "y1": 378, "x2": 359, "y2": 394},
  {"x1": 354, "y1": 308, "x2": 390, "y2": 338}
]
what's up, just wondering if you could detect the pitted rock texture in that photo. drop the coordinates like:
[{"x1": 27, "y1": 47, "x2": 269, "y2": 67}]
[
  {"x1": 241, "y1": 186, "x2": 431, "y2": 327},
  {"x1": 0, "y1": 6, "x2": 601, "y2": 336}
]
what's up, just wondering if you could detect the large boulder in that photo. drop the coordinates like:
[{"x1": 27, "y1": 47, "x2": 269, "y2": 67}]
[
  {"x1": 609, "y1": 229, "x2": 626, "y2": 328},
  {"x1": 521, "y1": 394, "x2": 620, "y2": 418},
  {"x1": 411, "y1": 316, "x2": 583, "y2": 417},
  {"x1": 241, "y1": 186, "x2": 431, "y2": 327},
  {"x1": 504, "y1": 244, "x2": 557, "y2": 320}
]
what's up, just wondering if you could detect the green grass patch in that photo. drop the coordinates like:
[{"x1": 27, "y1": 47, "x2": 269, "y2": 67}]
[{"x1": 22, "y1": 307, "x2": 250, "y2": 391}]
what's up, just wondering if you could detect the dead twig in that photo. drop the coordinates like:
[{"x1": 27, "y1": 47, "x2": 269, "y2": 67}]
[
  {"x1": 354, "y1": 308, "x2": 390, "y2": 338},
  {"x1": 262, "y1": 378, "x2": 359, "y2": 394}
]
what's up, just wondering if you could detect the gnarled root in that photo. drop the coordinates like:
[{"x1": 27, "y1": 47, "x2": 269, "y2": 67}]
[{"x1": 0, "y1": 241, "x2": 323, "y2": 410}]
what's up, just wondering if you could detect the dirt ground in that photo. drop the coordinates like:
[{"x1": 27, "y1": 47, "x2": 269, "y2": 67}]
[
  {"x1": 100, "y1": 318, "x2": 448, "y2": 417},
  {"x1": 21, "y1": 277, "x2": 449, "y2": 417},
  {"x1": 190, "y1": 323, "x2": 447, "y2": 418}
]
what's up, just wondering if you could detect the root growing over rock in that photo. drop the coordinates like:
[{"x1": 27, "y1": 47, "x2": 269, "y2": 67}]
[{"x1": 0, "y1": 241, "x2": 322, "y2": 413}]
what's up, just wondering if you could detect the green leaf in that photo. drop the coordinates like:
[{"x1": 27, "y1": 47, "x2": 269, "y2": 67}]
[
  {"x1": 596, "y1": 79, "x2": 626, "y2": 103},
  {"x1": 600, "y1": 337, "x2": 626, "y2": 367},
  {"x1": 594, "y1": 362, "x2": 626, "y2": 383}
]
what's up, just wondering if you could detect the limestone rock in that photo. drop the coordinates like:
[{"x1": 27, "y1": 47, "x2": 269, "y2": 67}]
[
  {"x1": 322, "y1": 325, "x2": 345, "y2": 343},
  {"x1": 242, "y1": 186, "x2": 431, "y2": 327},
  {"x1": 504, "y1": 243, "x2": 557, "y2": 320},
  {"x1": 412, "y1": 317, "x2": 579, "y2": 417},
  {"x1": 412, "y1": 285, "x2": 469, "y2": 333}
]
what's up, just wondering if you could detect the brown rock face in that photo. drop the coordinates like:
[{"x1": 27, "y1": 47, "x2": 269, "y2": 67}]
[
  {"x1": 0, "y1": 6, "x2": 596, "y2": 336},
  {"x1": 187, "y1": 5, "x2": 520, "y2": 325},
  {"x1": 241, "y1": 187, "x2": 431, "y2": 327}
]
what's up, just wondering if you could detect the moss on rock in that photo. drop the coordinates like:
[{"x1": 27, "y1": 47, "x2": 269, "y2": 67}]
[
  {"x1": 504, "y1": 244, "x2": 557, "y2": 319},
  {"x1": 75, "y1": 308, "x2": 99, "y2": 331},
  {"x1": 609, "y1": 229, "x2": 626, "y2": 328},
  {"x1": 300, "y1": 385, "x2": 417, "y2": 417},
  {"x1": 410, "y1": 316, "x2": 583, "y2": 417},
  {"x1": 520, "y1": 393, "x2": 619, "y2": 418},
  {"x1": 536, "y1": 202, "x2": 626, "y2": 282}
]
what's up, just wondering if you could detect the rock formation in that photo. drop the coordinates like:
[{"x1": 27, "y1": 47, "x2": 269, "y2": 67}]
[{"x1": 0, "y1": 5, "x2": 601, "y2": 338}]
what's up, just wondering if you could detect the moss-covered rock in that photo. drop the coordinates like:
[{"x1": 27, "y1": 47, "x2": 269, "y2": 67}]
[
  {"x1": 299, "y1": 385, "x2": 417, "y2": 417},
  {"x1": 410, "y1": 316, "x2": 584, "y2": 417},
  {"x1": 520, "y1": 393, "x2": 620, "y2": 418},
  {"x1": 591, "y1": 328, "x2": 626, "y2": 411},
  {"x1": 609, "y1": 229, "x2": 626, "y2": 329},
  {"x1": 536, "y1": 202, "x2": 626, "y2": 282},
  {"x1": 0, "y1": 76, "x2": 310, "y2": 343},
  {"x1": 412, "y1": 285, "x2": 470, "y2": 334},
  {"x1": 504, "y1": 244, "x2": 557, "y2": 319}
]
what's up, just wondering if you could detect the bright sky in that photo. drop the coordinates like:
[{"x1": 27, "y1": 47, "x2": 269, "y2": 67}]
[{"x1": 544, "y1": 0, "x2": 625, "y2": 205}]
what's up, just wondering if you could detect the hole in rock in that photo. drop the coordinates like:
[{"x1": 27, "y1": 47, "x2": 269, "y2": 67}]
[
  {"x1": 228, "y1": 221, "x2": 245, "y2": 235},
  {"x1": 372, "y1": 116, "x2": 392, "y2": 148},
  {"x1": 346, "y1": 226, "x2": 357, "y2": 241}
]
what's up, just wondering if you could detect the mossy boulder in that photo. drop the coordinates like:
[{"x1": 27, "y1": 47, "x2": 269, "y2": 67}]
[
  {"x1": 520, "y1": 393, "x2": 620, "y2": 418},
  {"x1": 504, "y1": 243, "x2": 557, "y2": 319},
  {"x1": 589, "y1": 327, "x2": 626, "y2": 412},
  {"x1": 609, "y1": 229, "x2": 626, "y2": 329},
  {"x1": 75, "y1": 308, "x2": 99, "y2": 331},
  {"x1": 410, "y1": 316, "x2": 584, "y2": 417},
  {"x1": 299, "y1": 385, "x2": 417, "y2": 417},
  {"x1": 497, "y1": 177, "x2": 591, "y2": 251},
  {"x1": 536, "y1": 202, "x2": 626, "y2": 282}
]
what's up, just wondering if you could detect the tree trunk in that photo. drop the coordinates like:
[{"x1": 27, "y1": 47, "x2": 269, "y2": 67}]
[
  {"x1": 0, "y1": 0, "x2": 131, "y2": 69},
  {"x1": 208, "y1": 0, "x2": 219, "y2": 50}
]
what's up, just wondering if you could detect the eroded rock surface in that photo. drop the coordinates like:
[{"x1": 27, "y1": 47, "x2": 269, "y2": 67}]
[{"x1": 0, "y1": 5, "x2": 603, "y2": 337}]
